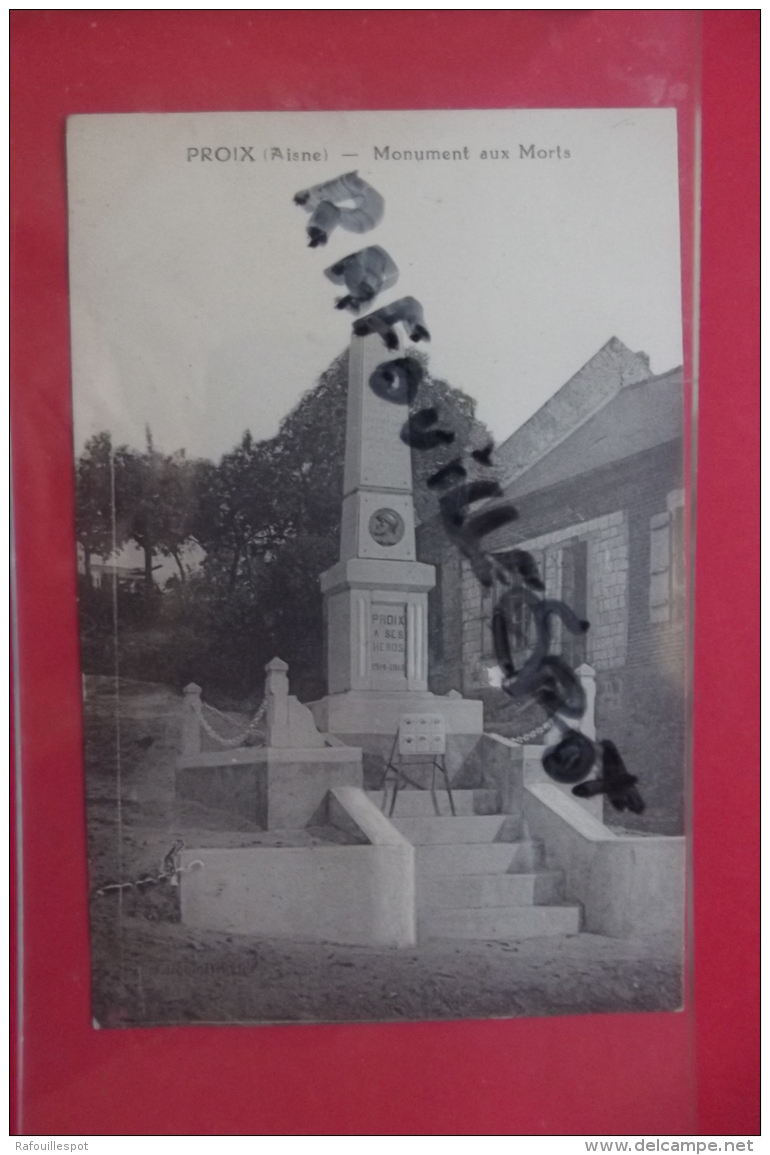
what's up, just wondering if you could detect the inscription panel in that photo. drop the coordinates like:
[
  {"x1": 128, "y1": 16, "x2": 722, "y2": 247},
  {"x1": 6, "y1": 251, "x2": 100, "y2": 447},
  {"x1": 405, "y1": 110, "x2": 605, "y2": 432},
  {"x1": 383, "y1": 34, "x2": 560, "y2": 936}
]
[{"x1": 370, "y1": 603, "x2": 407, "y2": 686}]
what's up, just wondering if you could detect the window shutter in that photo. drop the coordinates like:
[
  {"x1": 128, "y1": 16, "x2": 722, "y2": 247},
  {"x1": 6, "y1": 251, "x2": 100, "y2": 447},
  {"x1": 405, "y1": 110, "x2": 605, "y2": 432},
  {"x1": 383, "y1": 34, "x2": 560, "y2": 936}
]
[
  {"x1": 531, "y1": 549, "x2": 545, "y2": 594},
  {"x1": 670, "y1": 506, "x2": 686, "y2": 622},
  {"x1": 480, "y1": 582, "x2": 494, "y2": 658},
  {"x1": 524, "y1": 549, "x2": 545, "y2": 651},
  {"x1": 649, "y1": 512, "x2": 671, "y2": 623},
  {"x1": 560, "y1": 540, "x2": 588, "y2": 666}
]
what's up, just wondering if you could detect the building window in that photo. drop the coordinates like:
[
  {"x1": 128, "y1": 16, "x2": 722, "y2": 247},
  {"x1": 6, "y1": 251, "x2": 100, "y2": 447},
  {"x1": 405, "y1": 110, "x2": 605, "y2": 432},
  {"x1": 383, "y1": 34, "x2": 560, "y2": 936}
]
[
  {"x1": 487, "y1": 548, "x2": 545, "y2": 666},
  {"x1": 670, "y1": 504, "x2": 686, "y2": 622},
  {"x1": 504, "y1": 584, "x2": 534, "y2": 657}
]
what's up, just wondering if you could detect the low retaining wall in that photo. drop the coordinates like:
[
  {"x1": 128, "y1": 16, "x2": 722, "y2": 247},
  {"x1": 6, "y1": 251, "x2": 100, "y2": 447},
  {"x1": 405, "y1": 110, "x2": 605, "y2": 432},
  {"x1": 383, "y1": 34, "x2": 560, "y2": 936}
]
[
  {"x1": 459, "y1": 733, "x2": 603, "y2": 821},
  {"x1": 176, "y1": 745, "x2": 363, "y2": 829},
  {"x1": 524, "y1": 782, "x2": 686, "y2": 941},
  {"x1": 179, "y1": 787, "x2": 416, "y2": 946},
  {"x1": 308, "y1": 692, "x2": 484, "y2": 789},
  {"x1": 462, "y1": 733, "x2": 685, "y2": 943}
]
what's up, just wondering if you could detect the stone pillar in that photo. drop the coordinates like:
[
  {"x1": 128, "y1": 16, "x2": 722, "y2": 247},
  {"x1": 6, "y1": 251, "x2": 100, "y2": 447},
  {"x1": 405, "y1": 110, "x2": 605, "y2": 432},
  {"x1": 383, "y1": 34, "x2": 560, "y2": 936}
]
[
  {"x1": 181, "y1": 683, "x2": 202, "y2": 756},
  {"x1": 575, "y1": 663, "x2": 597, "y2": 741},
  {"x1": 321, "y1": 333, "x2": 436, "y2": 701},
  {"x1": 339, "y1": 335, "x2": 416, "y2": 562},
  {"x1": 543, "y1": 663, "x2": 597, "y2": 747},
  {"x1": 265, "y1": 657, "x2": 290, "y2": 747}
]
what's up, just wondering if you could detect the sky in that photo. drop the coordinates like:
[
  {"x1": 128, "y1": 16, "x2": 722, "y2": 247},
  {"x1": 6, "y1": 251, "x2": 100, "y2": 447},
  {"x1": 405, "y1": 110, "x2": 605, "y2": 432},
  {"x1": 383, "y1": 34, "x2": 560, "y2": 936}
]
[{"x1": 68, "y1": 108, "x2": 683, "y2": 461}]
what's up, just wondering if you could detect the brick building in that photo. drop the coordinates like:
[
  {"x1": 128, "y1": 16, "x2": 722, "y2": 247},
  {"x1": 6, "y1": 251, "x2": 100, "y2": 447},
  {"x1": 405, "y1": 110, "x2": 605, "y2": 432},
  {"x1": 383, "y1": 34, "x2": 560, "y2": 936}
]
[{"x1": 419, "y1": 338, "x2": 687, "y2": 834}]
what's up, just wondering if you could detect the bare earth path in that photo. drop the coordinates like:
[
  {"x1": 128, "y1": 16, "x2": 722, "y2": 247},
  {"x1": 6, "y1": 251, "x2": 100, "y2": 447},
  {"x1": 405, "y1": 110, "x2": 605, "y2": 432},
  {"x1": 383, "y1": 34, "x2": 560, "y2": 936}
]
[{"x1": 85, "y1": 676, "x2": 682, "y2": 1028}]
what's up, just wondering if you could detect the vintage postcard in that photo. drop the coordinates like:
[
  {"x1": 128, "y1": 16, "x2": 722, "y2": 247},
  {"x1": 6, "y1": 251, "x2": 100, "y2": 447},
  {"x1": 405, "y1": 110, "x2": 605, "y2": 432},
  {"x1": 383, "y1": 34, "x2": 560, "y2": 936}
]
[{"x1": 67, "y1": 109, "x2": 688, "y2": 1027}]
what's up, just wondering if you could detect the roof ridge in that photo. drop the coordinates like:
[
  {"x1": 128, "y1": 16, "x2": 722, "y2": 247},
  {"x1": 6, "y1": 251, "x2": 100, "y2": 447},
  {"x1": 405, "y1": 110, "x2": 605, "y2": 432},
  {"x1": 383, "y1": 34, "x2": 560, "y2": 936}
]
[{"x1": 495, "y1": 337, "x2": 654, "y2": 489}]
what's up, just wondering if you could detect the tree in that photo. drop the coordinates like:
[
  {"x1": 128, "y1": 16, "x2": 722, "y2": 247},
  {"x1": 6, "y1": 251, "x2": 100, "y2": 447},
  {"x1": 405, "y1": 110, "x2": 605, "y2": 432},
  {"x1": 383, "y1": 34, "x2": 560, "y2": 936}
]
[
  {"x1": 269, "y1": 348, "x2": 349, "y2": 542},
  {"x1": 407, "y1": 350, "x2": 495, "y2": 524},
  {"x1": 191, "y1": 350, "x2": 349, "y2": 596},
  {"x1": 185, "y1": 353, "x2": 350, "y2": 696},
  {"x1": 114, "y1": 429, "x2": 201, "y2": 595},
  {"x1": 192, "y1": 432, "x2": 286, "y2": 594},
  {"x1": 155, "y1": 449, "x2": 200, "y2": 582},
  {"x1": 75, "y1": 432, "x2": 122, "y2": 586}
]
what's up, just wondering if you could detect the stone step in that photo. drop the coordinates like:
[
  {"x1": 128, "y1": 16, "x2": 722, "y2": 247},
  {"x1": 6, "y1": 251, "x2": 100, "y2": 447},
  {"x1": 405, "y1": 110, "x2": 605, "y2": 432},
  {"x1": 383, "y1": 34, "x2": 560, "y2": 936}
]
[
  {"x1": 421, "y1": 903, "x2": 581, "y2": 941},
  {"x1": 391, "y1": 815, "x2": 517, "y2": 845},
  {"x1": 416, "y1": 839, "x2": 545, "y2": 876},
  {"x1": 366, "y1": 789, "x2": 500, "y2": 817},
  {"x1": 418, "y1": 870, "x2": 565, "y2": 910}
]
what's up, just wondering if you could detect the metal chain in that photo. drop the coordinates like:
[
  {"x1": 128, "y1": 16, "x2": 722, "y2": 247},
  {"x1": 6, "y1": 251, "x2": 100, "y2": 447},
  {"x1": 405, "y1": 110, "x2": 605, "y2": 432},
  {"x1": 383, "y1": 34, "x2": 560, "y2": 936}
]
[
  {"x1": 191, "y1": 697, "x2": 266, "y2": 748},
  {"x1": 94, "y1": 858, "x2": 204, "y2": 897},
  {"x1": 507, "y1": 717, "x2": 554, "y2": 744}
]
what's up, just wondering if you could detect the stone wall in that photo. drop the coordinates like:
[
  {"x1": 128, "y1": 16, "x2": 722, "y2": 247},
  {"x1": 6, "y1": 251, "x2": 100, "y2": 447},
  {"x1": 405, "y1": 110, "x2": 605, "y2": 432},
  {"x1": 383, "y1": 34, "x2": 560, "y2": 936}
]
[
  {"x1": 524, "y1": 782, "x2": 685, "y2": 945},
  {"x1": 179, "y1": 788, "x2": 417, "y2": 946},
  {"x1": 418, "y1": 515, "x2": 464, "y2": 697},
  {"x1": 457, "y1": 510, "x2": 631, "y2": 691}
]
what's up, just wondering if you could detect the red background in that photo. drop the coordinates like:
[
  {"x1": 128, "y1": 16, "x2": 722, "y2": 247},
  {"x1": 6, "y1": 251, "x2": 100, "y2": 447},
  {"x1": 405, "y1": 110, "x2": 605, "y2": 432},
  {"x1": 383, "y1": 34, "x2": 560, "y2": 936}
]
[{"x1": 10, "y1": 11, "x2": 759, "y2": 1135}]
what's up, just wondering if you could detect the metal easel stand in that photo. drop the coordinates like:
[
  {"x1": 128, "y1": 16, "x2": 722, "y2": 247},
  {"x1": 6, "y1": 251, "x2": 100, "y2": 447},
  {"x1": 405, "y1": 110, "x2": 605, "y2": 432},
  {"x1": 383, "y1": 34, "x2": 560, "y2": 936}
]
[{"x1": 380, "y1": 728, "x2": 456, "y2": 818}]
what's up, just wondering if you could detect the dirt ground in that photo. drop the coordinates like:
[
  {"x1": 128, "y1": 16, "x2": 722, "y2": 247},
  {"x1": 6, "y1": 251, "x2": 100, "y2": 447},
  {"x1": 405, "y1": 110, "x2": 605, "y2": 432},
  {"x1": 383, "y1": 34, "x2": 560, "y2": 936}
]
[{"x1": 85, "y1": 676, "x2": 683, "y2": 1028}]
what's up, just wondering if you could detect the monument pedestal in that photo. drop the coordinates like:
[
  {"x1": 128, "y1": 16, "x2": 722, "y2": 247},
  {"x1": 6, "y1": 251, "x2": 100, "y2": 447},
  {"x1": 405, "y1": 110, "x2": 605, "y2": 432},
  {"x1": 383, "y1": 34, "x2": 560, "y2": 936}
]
[
  {"x1": 322, "y1": 556, "x2": 434, "y2": 695},
  {"x1": 311, "y1": 690, "x2": 482, "y2": 738},
  {"x1": 312, "y1": 554, "x2": 482, "y2": 740}
]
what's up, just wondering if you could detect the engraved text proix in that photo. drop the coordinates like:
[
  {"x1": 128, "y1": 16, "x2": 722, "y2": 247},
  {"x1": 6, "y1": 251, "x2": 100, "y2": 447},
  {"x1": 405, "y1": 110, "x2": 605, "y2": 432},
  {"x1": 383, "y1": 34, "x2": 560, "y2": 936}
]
[{"x1": 370, "y1": 605, "x2": 406, "y2": 676}]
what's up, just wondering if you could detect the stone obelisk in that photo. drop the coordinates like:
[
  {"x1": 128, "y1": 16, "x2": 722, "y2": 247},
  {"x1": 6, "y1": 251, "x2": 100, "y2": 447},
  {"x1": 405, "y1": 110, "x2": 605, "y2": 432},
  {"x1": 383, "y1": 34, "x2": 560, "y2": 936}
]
[{"x1": 310, "y1": 333, "x2": 482, "y2": 750}]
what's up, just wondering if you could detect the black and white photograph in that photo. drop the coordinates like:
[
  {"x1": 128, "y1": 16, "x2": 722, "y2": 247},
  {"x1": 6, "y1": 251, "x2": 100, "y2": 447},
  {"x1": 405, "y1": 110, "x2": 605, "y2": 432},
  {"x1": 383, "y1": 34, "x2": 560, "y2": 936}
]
[{"x1": 67, "y1": 108, "x2": 689, "y2": 1027}]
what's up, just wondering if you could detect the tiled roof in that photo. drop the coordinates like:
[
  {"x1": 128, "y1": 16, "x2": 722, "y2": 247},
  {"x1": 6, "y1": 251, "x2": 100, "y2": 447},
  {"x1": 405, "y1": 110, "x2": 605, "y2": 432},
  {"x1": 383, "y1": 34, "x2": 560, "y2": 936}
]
[
  {"x1": 495, "y1": 337, "x2": 655, "y2": 488},
  {"x1": 503, "y1": 365, "x2": 683, "y2": 501}
]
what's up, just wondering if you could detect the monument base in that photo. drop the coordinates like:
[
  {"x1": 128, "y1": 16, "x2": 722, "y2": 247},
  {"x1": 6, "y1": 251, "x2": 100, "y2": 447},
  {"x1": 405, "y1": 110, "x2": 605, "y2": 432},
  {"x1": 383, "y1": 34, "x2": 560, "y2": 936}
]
[
  {"x1": 176, "y1": 745, "x2": 363, "y2": 830},
  {"x1": 308, "y1": 690, "x2": 484, "y2": 789},
  {"x1": 309, "y1": 689, "x2": 482, "y2": 736}
]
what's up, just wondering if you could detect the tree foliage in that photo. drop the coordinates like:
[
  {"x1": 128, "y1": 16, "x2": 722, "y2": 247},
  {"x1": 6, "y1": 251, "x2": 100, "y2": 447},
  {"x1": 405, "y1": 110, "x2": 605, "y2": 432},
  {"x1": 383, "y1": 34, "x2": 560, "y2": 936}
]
[
  {"x1": 75, "y1": 432, "x2": 120, "y2": 583},
  {"x1": 74, "y1": 348, "x2": 491, "y2": 701},
  {"x1": 114, "y1": 431, "x2": 199, "y2": 591}
]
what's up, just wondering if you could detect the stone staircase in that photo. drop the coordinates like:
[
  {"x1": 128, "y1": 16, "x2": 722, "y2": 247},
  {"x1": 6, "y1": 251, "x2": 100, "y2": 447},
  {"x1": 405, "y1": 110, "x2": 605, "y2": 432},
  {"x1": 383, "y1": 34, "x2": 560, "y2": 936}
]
[{"x1": 368, "y1": 788, "x2": 582, "y2": 942}]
